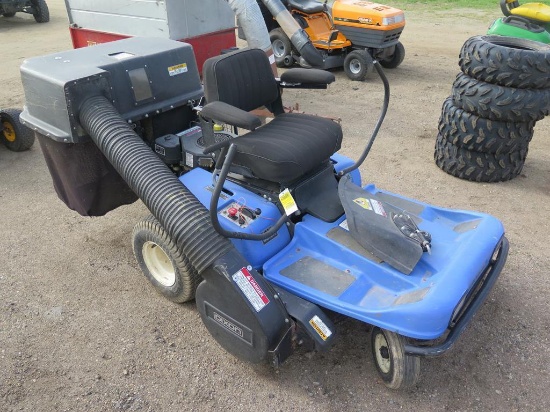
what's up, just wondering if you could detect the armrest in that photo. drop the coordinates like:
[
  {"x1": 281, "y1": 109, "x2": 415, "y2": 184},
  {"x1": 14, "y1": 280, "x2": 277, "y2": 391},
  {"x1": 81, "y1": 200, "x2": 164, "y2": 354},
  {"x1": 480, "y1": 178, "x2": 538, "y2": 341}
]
[
  {"x1": 200, "y1": 101, "x2": 262, "y2": 131},
  {"x1": 280, "y1": 68, "x2": 335, "y2": 87}
]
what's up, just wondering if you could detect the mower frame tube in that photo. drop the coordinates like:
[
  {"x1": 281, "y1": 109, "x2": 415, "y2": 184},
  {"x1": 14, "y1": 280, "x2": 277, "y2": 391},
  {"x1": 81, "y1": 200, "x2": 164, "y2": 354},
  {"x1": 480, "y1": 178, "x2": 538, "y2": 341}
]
[
  {"x1": 260, "y1": 0, "x2": 324, "y2": 67},
  {"x1": 339, "y1": 62, "x2": 390, "y2": 176},
  {"x1": 404, "y1": 237, "x2": 509, "y2": 357},
  {"x1": 78, "y1": 95, "x2": 233, "y2": 273}
]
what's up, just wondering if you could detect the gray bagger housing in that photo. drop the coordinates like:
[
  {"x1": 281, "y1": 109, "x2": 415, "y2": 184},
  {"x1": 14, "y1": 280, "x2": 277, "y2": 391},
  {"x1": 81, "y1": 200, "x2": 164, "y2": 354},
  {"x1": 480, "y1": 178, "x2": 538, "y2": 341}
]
[{"x1": 20, "y1": 38, "x2": 203, "y2": 216}]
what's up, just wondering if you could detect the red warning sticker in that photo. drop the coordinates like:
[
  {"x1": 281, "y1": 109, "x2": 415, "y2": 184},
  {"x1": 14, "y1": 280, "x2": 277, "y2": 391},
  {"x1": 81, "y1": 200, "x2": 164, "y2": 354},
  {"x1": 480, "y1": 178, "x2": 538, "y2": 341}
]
[{"x1": 232, "y1": 267, "x2": 270, "y2": 312}]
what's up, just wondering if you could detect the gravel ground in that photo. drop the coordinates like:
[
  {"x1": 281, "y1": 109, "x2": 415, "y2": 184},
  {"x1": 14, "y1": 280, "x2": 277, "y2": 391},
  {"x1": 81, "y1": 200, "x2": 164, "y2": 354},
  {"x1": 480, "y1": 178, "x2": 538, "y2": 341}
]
[{"x1": 1, "y1": 1, "x2": 549, "y2": 411}]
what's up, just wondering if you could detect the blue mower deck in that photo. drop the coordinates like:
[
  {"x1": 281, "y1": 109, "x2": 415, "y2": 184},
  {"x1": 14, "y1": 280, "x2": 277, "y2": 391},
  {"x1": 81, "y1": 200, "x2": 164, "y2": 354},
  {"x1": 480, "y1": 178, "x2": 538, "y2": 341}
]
[{"x1": 263, "y1": 185, "x2": 506, "y2": 342}]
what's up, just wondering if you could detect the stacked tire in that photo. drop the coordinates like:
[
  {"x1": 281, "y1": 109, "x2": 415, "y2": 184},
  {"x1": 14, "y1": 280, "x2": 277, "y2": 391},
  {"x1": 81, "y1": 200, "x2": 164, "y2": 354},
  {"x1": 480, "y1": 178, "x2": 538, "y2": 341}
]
[{"x1": 435, "y1": 35, "x2": 550, "y2": 182}]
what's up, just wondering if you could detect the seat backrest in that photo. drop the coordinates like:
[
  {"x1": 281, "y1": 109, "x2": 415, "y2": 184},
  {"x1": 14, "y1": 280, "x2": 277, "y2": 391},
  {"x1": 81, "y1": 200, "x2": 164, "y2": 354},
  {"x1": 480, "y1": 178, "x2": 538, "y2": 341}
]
[{"x1": 202, "y1": 48, "x2": 279, "y2": 112}]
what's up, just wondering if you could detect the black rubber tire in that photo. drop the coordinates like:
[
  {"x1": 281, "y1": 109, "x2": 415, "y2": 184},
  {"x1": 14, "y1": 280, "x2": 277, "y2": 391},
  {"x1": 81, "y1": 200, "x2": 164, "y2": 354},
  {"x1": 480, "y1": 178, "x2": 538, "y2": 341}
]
[
  {"x1": 451, "y1": 73, "x2": 550, "y2": 122},
  {"x1": 1, "y1": 108, "x2": 35, "y2": 152},
  {"x1": 459, "y1": 35, "x2": 550, "y2": 89},
  {"x1": 2, "y1": 12, "x2": 16, "y2": 17},
  {"x1": 371, "y1": 327, "x2": 420, "y2": 390},
  {"x1": 270, "y1": 28, "x2": 293, "y2": 68},
  {"x1": 132, "y1": 215, "x2": 201, "y2": 303},
  {"x1": 438, "y1": 97, "x2": 534, "y2": 154},
  {"x1": 434, "y1": 134, "x2": 528, "y2": 182},
  {"x1": 32, "y1": 0, "x2": 49, "y2": 23},
  {"x1": 343, "y1": 50, "x2": 374, "y2": 81},
  {"x1": 380, "y1": 42, "x2": 405, "y2": 69}
]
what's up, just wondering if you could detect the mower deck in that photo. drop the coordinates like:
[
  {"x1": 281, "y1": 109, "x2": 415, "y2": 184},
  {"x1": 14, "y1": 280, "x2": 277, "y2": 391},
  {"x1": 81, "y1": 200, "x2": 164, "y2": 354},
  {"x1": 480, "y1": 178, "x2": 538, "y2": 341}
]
[{"x1": 263, "y1": 185, "x2": 506, "y2": 341}]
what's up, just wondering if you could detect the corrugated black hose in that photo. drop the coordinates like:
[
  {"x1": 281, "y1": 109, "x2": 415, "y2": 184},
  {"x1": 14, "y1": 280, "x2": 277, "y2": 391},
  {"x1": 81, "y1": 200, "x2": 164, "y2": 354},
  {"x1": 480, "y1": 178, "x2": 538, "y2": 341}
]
[{"x1": 79, "y1": 95, "x2": 233, "y2": 273}]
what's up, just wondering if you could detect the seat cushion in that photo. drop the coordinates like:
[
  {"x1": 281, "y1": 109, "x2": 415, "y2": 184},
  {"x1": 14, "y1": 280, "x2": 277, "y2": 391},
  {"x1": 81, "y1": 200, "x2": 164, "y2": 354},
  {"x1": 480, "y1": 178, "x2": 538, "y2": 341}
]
[
  {"x1": 288, "y1": 0, "x2": 325, "y2": 14},
  {"x1": 232, "y1": 113, "x2": 343, "y2": 183}
]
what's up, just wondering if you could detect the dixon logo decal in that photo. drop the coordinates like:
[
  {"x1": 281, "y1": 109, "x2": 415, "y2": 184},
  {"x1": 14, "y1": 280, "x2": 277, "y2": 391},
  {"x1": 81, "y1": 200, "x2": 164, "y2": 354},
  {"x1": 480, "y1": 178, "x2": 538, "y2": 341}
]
[{"x1": 213, "y1": 312, "x2": 244, "y2": 338}]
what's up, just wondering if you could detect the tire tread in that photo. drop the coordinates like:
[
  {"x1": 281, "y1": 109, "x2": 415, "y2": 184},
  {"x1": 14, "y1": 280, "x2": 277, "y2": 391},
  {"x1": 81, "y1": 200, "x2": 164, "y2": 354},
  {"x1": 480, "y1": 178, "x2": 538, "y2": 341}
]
[
  {"x1": 434, "y1": 134, "x2": 527, "y2": 182},
  {"x1": 459, "y1": 35, "x2": 550, "y2": 89}
]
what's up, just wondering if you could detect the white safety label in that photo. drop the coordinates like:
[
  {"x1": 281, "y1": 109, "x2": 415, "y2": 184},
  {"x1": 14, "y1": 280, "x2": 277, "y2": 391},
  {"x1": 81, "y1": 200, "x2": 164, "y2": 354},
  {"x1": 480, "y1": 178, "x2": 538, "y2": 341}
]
[
  {"x1": 370, "y1": 199, "x2": 387, "y2": 217},
  {"x1": 279, "y1": 188, "x2": 299, "y2": 216},
  {"x1": 339, "y1": 219, "x2": 349, "y2": 231},
  {"x1": 168, "y1": 63, "x2": 188, "y2": 76},
  {"x1": 232, "y1": 267, "x2": 270, "y2": 312},
  {"x1": 309, "y1": 315, "x2": 332, "y2": 341},
  {"x1": 185, "y1": 152, "x2": 194, "y2": 168},
  {"x1": 353, "y1": 197, "x2": 372, "y2": 210}
]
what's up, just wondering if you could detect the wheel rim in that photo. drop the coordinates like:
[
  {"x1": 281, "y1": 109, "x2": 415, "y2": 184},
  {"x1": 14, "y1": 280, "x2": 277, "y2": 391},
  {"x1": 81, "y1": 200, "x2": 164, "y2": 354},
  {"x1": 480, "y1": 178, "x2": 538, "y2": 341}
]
[
  {"x1": 142, "y1": 241, "x2": 176, "y2": 287},
  {"x1": 2, "y1": 121, "x2": 16, "y2": 142},
  {"x1": 374, "y1": 332, "x2": 392, "y2": 374},
  {"x1": 272, "y1": 39, "x2": 286, "y2": 58},
  {"x1": 349, "y1": 58, "x2": 362, "y2": 75}
]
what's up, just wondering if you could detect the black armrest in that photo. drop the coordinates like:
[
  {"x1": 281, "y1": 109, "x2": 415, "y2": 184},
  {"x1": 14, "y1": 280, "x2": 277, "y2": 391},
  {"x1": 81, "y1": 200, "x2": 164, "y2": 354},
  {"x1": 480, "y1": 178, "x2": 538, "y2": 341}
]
[
  {"x1": 280, "y1": 68, "x2": 335, "y2": 86},
  {"x1": 200, "y1": 101, "x2": 262, "y2": 131}
]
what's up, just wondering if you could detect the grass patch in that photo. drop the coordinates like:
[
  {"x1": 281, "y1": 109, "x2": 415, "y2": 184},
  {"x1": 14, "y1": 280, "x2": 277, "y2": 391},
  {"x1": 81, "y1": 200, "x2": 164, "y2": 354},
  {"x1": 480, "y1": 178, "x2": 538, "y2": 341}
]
[
  {"x1": 378, "y1": 0, "x2": 549, "y2": 12},
  {"x1": 326, "y1": 1, "x2": 550, "y2": 19},
  {"x1": 389, "y1": 0, "x2": 498, "y2": 10}
]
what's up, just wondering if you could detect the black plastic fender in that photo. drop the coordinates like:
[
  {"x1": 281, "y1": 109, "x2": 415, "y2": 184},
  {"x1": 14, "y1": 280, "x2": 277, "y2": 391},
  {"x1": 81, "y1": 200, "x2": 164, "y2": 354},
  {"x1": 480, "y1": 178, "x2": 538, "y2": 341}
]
[{"x1": 196, "y1": 248, "x2": 293, "y2": 365}]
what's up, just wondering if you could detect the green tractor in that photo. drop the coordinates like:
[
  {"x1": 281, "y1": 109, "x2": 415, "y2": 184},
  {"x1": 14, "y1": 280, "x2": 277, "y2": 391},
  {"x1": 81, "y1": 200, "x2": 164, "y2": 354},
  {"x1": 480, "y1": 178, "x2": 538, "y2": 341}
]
[
  {"x1": 1, "y1": 108, "x2": 35, "y2": 152},
  {"x1": 0, "y1": 0, "x2": 49, "y2": 23},
  {"x1": 488, "y1": 0, "x2": 550, "y2": 43}
]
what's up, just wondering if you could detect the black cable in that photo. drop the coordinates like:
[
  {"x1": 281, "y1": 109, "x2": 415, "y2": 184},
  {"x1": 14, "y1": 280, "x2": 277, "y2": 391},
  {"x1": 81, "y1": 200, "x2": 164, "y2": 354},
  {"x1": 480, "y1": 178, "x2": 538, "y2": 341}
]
[{"x1": 338, "y1": 61, "x2": 390, "y2": 177}]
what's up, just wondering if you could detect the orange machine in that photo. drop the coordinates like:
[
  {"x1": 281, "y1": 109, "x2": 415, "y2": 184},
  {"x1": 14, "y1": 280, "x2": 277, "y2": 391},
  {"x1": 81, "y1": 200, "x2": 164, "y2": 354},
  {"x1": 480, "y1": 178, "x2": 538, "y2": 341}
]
[{"x1": 254, "y1": 0, "x2": 406, "y2": 81}]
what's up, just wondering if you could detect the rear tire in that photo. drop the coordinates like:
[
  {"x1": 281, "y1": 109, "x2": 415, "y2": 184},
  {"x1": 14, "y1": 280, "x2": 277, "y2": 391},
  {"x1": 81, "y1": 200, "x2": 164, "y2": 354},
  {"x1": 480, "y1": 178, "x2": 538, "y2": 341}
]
[
  {"x1": 371, "y1": 327, "x2": 420, "y2": 390},
  {"x1": 343, "y1": 50, "x2": 374, "y2": 81},
  {"x1": 132, "y1": 215, "x2": 201, "y2": 303},
  {"x1": 380, "y1": 42, "x2": 405, "y2": 69},
  {"x1": 2, "y1": 12, "x2": 16, "y2": 17},
  {"x1": 32, "y1": 0, "x2": 49, "y2": 23},
  {"x1": 270, "y1": 28, "x2": 293, "y2": 68},
  {"x1": 1, "y1": 108, "x2": 35, "y2": 152}
]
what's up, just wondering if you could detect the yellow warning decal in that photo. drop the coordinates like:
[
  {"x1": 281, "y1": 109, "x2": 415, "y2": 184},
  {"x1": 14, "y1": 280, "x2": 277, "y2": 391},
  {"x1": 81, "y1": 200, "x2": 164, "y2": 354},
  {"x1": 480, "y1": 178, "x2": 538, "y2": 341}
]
[
  {"x1": 279, "y1": 188, "x2": 299, "y2": 216},
  {"x1": 353, "y1": 197, "x2": 372, "y2": 210},
  {"x1": 168, "y1": 63, "x2": 188, "y2": 77},
  {"x1": 309, "y1": 315, "x2": 332, "y2": 341}
]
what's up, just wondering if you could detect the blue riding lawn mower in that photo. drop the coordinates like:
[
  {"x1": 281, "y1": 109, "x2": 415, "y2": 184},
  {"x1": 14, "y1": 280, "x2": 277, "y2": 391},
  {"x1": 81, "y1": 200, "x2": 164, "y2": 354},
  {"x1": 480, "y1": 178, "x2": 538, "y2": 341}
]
[{"x1": 20, "y1": 37, "x2": 508, "y2": 390}]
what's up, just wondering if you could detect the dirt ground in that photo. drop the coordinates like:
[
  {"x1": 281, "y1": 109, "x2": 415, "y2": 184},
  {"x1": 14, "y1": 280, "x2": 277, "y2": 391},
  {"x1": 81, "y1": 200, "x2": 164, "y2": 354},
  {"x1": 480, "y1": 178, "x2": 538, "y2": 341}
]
[{"x1": 1, "y1": 1, "x2": 549, "y2": 411}]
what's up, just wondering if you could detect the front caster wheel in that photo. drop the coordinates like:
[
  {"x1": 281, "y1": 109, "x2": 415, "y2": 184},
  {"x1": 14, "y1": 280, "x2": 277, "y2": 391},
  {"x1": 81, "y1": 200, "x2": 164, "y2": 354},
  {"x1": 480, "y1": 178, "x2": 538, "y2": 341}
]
[
  {"x1": 371, "y1": 327, "x2": 420, "y2": 389},
  {"x1": 343, "y1": 50, "x2": 374, "y2": 81},
  {"x1": 132, "y1": 215, "x2": 201, "y2": 303}
]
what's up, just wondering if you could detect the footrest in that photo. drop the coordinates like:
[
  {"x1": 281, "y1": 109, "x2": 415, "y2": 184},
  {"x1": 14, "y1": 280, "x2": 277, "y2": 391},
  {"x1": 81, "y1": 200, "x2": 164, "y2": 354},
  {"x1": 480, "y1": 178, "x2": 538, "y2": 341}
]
[
  {"x1": 280, "y1": 256, "x2": 356, "y2": 297},
  {"x1": 263, "y1": 184, "x2": 506, "y2": 340}
]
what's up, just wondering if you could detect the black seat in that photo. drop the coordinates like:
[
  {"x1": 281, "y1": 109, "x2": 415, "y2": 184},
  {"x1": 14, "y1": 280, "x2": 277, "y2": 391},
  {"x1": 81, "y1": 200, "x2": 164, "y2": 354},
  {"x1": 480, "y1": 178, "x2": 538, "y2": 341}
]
[
  {"x1": 201, "y1": 48, "x2": 342, "y2": 184},
  {"x1": 288, "y1": 0, "x2": 325, "y2": 14}
]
